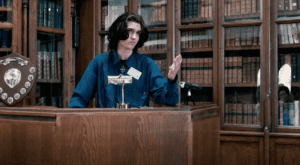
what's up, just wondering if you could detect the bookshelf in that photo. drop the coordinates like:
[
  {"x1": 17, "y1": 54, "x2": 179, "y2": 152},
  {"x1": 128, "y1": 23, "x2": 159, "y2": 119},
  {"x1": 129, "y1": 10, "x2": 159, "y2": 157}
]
[{"x1": 28, "y1": 0, "x2": 72, "y2": 108}]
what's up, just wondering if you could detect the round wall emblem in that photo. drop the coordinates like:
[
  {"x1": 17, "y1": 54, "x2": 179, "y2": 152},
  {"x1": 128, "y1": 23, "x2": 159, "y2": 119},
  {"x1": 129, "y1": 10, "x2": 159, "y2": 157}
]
[
  {"x1": 4, "y1": 68, "x2": 21, "y2": 89},
  {"x1": 20, "y1": 88, "x2": 26, "y2": 95},
  {"x1": 14, "y1": 93, "x2": 20, "y2": 100},
  {"x1": 1, "y1": 93, "x2": 7, "y2": 100},
  {"x1": 7, "y1": 97, "x2": 13, "y2": 104}
]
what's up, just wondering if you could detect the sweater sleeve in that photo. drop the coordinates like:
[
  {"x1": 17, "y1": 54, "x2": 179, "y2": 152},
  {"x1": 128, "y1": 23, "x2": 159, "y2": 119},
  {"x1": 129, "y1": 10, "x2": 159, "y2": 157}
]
[
  {"x1": 149, "y1": 60, "x2": 179, "y2": 106},
  {"x1": 68, "y1": 59, "x2": 98, "y2": 108}
]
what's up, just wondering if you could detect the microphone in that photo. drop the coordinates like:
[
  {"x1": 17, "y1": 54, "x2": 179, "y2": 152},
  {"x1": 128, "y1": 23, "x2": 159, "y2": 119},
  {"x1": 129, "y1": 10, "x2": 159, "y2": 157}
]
[{"x1": 179, "y1": 81, "x2": 202, "y2": 91}]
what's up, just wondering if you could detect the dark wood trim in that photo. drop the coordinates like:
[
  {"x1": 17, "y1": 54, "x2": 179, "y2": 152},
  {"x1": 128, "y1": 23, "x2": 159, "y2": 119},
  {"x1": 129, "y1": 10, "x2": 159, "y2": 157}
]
[
  {"x1": 222, "y1": 21, "x2": 262, "y2": 27},
  {"x1": 178, "y1": 23, "x2": 214, "y2": 30},
  {"x1": 37, "y1": 26, "x2": 65, "y2": 34},
  {"x1": 28, "y1": 0, "x2": 37, "y2": 106},
  {"x1": 220, "y1": 130, "x2": 264, "y2": 137}
]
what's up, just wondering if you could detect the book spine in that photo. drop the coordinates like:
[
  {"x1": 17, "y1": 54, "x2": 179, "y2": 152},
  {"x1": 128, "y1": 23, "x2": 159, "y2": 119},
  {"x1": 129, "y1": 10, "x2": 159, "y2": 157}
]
[
  {"x1": 246, "y1": 0, "x2": 252, "y2": 14},
  {"x1": 241, "y1": 27, "x2": 247, "y2": 46},
  {"x1": 225, "y1": 103, "x2": 229, "y2": 123},
  {"x1": 252, "y1": 0, "x2": 256, "y2": 13},
  {"x1": 247, "y1": 26, "x2": 254, "y2": 46},
  {"x1": 225, "y1": 57, "x2": 228, "y2": 84},
  {"x1": 298, "y1": 54, "x2": 300, "y2": 82},
  {"x1": 289, "y1": 102, "x2": 295, "y2": 126},
  {"x1": 231, "y1": 0, "x2": 236, "y2": 16},
  {"x1": 283, "y1": 103, "x2": 289, "y2": 125},
  {"x1": 295, "y1": 100, "x2": 299, "y2": 126},
  {"x1": 242, "y1": 57, "x2": 247, "y2": 83},
  {"x1": 287, "y1": 24, "x2": 294, "y2": 44},
  {"x1": 235, "y1": 27, "x2": 241, "y2": 47},
  {"x1": 51, "y1": 52, "x2": 55, "y2": 79},
  {"x1": 230, "y1": 28, "x2": 235, "y2": 47},
  {"x1": 232, "y1": 103, "x2": 237, "y2": 124},
  {"x1": 247, "y1": 103, "x2": 253, "y2": 124},
  {"x1": 208, "y1": 58, "x2": 213, "y2": 84},
  {"x1": 278, "y1": 0, "x2": 285, "y2": 10},
  {"x1": 199, "y1": 58, "x2": 204, "y2": 84},
  {"x1": 228, "y1": 103, "x2": 232, "y2": 123},
  {"x1": 2, "y1": 29, "x2": 7, "y2": 48},
  {"x1": 43, "y1": 0, "x2": 48, "y2": 27},
  {"x1": 236, "y1": 0, "x2": 241, "y2": 15},
  {"x1": 241, "y1": 0, "x2": 246, "y2": 14},
  {"x1": 225, "y1": 28, "x2": 231, "y2": 47},
  {"x1": 243, "y1": 104, "x2": 248, "y2": 124},
  {"x1": 37, "y1": 51, "x2": 42, "y2": 79},
  {"x1": 251, "y1": 57, "x2": 256, "y2": 83},
  {"x1": 256, "y1": 103, "x2": 261, "y2": 125},
  {"x1": 204, "y1": 58, "x2": 209, "y2": 84},
  {"x1": 237, "y1": 56, "x2": 243, "y2": 83},
  {"x1": 237, "y1": 104, "x2": 243, "y2": 124},
  {"x1": 228, "y1": 57, "x2": 233, "y2": 84},
  {"x1": 43, "y1": 51, "x2": 47, "y2": 79},
  {"x1": 232, "y1": 56, "x2": 238, "y2": 83},
  {"x1": 252, "y1": 103, "x2": 257, "y2": 125},
  {"x1": 187, "y1": 58, "x2": 191, "y2": 83},
  {"x1": 246, "y1": 57, "x2": 251, "y2": 83}
]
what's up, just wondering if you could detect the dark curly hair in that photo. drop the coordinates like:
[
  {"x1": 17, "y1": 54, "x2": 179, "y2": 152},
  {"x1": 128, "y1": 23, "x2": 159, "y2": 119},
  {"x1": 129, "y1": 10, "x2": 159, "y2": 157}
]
[{"x1": 107, "y1": 12, "x2": 148, "y2": 53}]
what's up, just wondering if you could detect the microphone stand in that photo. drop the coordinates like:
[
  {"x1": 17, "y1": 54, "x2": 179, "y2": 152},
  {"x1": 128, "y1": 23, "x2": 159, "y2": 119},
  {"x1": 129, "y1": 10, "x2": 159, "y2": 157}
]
[{"x1": 184, "y1": 88, "x2": 195, "y2": 106}]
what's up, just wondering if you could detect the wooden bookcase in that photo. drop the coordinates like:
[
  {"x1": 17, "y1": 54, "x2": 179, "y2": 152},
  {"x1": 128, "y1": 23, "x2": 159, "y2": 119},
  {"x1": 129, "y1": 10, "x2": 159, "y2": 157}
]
[{"x1": 28, "y1": 0, "x2": 73, "y2": 108}]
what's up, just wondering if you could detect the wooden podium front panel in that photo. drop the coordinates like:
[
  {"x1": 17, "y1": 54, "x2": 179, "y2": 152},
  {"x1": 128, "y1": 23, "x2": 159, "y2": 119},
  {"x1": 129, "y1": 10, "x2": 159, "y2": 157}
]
[
  {"x1": 0, "y1": 105, "x2": 219, "y2": 164},
  {"x1": 56, "y1": 111, "x2": 190, "y2": 165}
]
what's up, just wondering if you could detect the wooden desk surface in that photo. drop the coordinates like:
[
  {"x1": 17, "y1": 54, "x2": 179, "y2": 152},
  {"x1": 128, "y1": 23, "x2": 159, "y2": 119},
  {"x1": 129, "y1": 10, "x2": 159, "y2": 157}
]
[{"x1": 0, "y1": 104, "x2": 220, "y2": 165}]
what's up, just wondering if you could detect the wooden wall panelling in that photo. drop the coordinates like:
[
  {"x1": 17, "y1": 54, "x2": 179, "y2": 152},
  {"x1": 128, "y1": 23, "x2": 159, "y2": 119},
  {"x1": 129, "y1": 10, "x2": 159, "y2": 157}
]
[
  {"x1": 220, "y1": 135, "x2": 264, "y2": 165},
  {"x1": 77, "y1": 0, "x2": 95, "y2": 108},
  {"x1": 213, "y1": 0, "x2": 219, "y2": 105},
  {"x1": 270, "y1": 137, "x2": 300, "y2": 164},
  {"x1": 175, "y1": 0, "x2": 181, "y2": 103},
  {"x1": 55, "y1": 111, "x2": 191, "y2": 164},
  {"x1": 0, "y1": 120, "x2": 56, "y2": 164},
  {"x1": 63, "y1": 0, "x2": 72, "y2": 107},
  {"x1": 193, "y1": 110, "x2": 220, "y2": 165},
  {"x1": 28, "y1": 0, "x2": 38, "y2": 106}
]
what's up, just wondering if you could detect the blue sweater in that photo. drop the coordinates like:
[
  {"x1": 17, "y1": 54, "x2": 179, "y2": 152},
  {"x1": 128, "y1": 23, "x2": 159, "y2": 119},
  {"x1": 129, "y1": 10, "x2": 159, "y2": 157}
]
[{"x1": 68, "y1": 51, "x2": 179, "y2": 108}]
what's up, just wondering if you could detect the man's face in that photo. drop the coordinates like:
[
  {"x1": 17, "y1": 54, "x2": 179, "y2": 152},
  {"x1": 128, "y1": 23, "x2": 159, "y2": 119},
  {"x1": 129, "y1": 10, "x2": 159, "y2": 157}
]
[{"x1": 118, "y1": 21, "x2": 141, "y2": 51}]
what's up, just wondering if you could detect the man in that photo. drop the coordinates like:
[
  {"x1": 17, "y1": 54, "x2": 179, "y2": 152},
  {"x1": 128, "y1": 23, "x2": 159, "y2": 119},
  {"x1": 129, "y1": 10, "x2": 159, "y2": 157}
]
[{"x1": 68, "y1": 12, "x2": 182, "y2": 108}]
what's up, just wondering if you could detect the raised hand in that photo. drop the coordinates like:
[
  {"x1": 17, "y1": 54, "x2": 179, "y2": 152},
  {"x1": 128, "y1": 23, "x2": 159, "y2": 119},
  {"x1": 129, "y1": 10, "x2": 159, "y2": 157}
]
[{"x1": 168, "y1": 54, "x2": 182, "y2": 81}]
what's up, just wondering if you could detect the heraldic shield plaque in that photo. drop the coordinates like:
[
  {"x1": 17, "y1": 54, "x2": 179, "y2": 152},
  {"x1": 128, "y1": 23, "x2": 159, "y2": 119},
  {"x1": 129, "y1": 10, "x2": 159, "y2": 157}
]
[{"x1": 0, "y1": 53, "x2": 37, "y2": 106}]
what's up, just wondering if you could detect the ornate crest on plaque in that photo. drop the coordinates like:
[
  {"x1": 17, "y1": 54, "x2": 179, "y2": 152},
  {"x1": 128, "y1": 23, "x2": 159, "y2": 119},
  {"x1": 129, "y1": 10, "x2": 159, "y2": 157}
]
[{"x1": 0, "y1": 53, "x2": 37, "y2": 106}]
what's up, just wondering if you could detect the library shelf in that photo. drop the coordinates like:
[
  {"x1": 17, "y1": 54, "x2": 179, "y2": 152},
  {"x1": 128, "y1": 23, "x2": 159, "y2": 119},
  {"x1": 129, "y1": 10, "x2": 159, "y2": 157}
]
[
  {"x1": 224, "y1": 13, "x2": 261, "y2": 21},
  {"x1": 178, "y1": 23, "x2": 214, "y2": 30},
  {"x1": 0, "y1": 22, "x2": 13, "y2": 29},
  {"x1": 222, "y1": 21, "x2": 262, "y2": 28},
  {"x1": 140, "y1": 50, "x2": 167, "y2": 55},
  {"x1": 292, "y1": 82, "x2": 300, "y2": 87},
  {"x1": 225, "y1": 83, "x2": 257, "y2": 87},
  {"x1": 225, "y1": 46, "x2": 260, "y2": 51},
  {"x1": 37, "y1": 26, "x2": 65, "y2": 35},
  {"x1": 278, "y1": 43, "x2": 300, "y2": 49},
  {"x1": 0, "y1": 48, "x2": 12, "y2": 52},
  {"x1": 181, "y1": 47, "x2": 213, "y2": 52},
  {"x1": 181, "y1": 17, "x2": 213, "y2": 24},
  {"x1": 36, "y1": 79, "x2": 62, "y2": 84},
  {"x1": 0, "y1": 6, "x2": 12, "y2": 11}
]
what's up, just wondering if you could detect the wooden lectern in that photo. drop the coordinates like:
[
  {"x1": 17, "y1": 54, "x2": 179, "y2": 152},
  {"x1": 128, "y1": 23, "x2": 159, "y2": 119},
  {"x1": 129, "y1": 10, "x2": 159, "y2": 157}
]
[{"x1": 0, "y1": 104, "x2": 219, "y2": 165}]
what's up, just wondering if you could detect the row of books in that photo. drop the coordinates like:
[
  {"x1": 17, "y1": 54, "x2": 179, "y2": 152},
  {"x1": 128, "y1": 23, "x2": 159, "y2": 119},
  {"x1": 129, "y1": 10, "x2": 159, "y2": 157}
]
[
  {"x1": 278, "y1": 0, "x2": 299, "y2": 11},
  {"x1": 141, "y1": 33, "x2": 167, "y2": 51},
  {"x1": 181, "y1": 57, "x2": 213, "y2": 84},
  {"x1": 224, "y1": 103, "x2": 261, "y2": 125},
  {"x1": 154, "y1": 59, "x2": 168, "y2": 78},
  {"x1": 279, "y1": 53, "x2": 300, "y2": 82},
  {"x1": 37, "y1": 0, "x2": 63, "y2": 29},
  {"x1": 181, "y1": 29, "x2": 213, "y2": 49},
  {"x1": 37, "y1": 39, "x2": 64, "y2": 80},
  {"x1": 102, "y1": 5, "x2": 126, "y2": 30},
  {"x1": 0, "y1": 29, "x2": 11, "y2": 48},
  {"x1": 225, "y1": 26, "x2": 260, "y2": 47},
  {"x1": 278, "y1": 101, "x2": 300, "y2": 126},
  {"x1": 225, "y1": 56, "x2": 260, "y2": 84},
  {"x1": 139, "y1": 3, "x2": 167, "y2": 26},
  {"x1": 0, "y1": 0, "x2": 11, "y2": 7},
  {"x1": 278, "y1": 23, "x2": 300, "y2": 45},
  {"x1": 37, "y1": 96, "x2": 63, "y2": 108},
  {"x1": 181, "y1": 0, "x2": 213, "y2": 19},
  {"x1": 224, "y1": 0, "x2": 261, "y2": 17}
]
